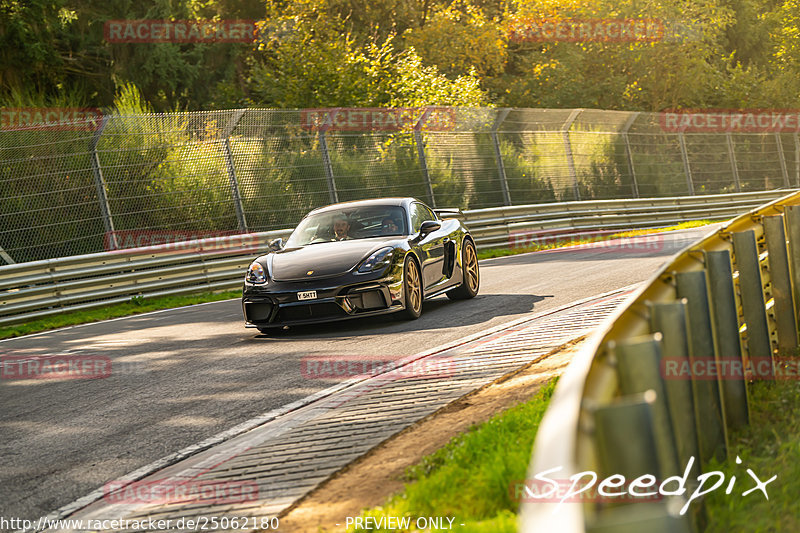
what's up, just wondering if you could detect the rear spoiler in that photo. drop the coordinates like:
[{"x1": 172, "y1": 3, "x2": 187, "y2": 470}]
[{"x1": 434, "y1": 207, "x2": 464, "y2": 220}]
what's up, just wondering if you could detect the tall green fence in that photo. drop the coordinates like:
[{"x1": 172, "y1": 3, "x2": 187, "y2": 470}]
[{"x1": 1, "y1": 107, "x2": 798, "y2": 264}]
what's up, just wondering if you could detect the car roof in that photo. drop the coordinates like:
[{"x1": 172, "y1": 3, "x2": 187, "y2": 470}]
[{"x1": 307, "y1": 197, "x2": 420, "y2": 215}]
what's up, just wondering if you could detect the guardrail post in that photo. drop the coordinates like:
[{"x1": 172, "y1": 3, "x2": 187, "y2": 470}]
[
  {"x1": 562, "y1": 109, "x2": 583, "y2": 201},
  {"x1": 90, "y1": 114, "x2": 118, "y2": 250},
  {"x1": 414, "y1": 108, "x2": 436, "y2": 207},
  {"x1": 775, "y1": 133, "x2": 790, "y2": 188},
  {"x1": 610, "y1": 336, "x2": 680, "y2": 477},
  {"x1": 622, "y1": 112, "x2": 641, "y2": 198},
  {"x1": 590, "y1": 391, "x2": 692, "y2": 533},
  {"x1": 732, "y1": 230, "x2": 774, "y2": 376},
  {"x1": 678, "y1": 132, "x2": 695, "y2": 195},
  {"x1": 704, "y1": 250, "x2": 750, "y2": 432},
  {"x1": 763, "y1": 215, "x2": 798, "y2": 352},
  {"x1": 491, "y1": 108, "x2": 512, "y2": 206},
  {"x1": 648, "y1": 301, "x2": 702, "y2": 481},
  {"x1": 726, "y1": 133, "x2": 741, "y2": 193},
  {"x1": 318, "y1": 111, "x2": 339, "y2": 204},
  {"x1": 794, "y1": 133, "x2": 800, "y2": 187},
  {"x1": 676, "y1": 271, "x2": 727, "y2": 463},
  {"x1": 592, "y1": 390, "x2": 662, "y2": 479},
  {"x1": 223, "y1": 109, "x2": 248, "y2": 233},
  {"x1": 785, "y1": 206, "x2": 800, "y2": 329}
]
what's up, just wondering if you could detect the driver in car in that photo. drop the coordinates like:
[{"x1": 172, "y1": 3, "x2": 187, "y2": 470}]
[
  {"x1": 381, "y1": 217, "x2": 399, "y2": 235},
  {"x1": 332, "y1": 215, "x2": 352, "y2": 241}
]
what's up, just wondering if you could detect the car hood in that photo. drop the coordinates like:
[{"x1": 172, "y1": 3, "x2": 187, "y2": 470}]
[{"x1": 270, "y1": 238, "x2": 399, "y2": 281}]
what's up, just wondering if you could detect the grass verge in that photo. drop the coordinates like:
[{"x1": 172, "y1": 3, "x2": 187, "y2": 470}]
[
  {"x1": 0, "y1": 290, "x2": 240, "y2": 340},
  {"x1": 476, "y1": 219, "x2": 717, "y2": 260},
  {"x1": 705, "y1": 379, "x2": 800, "y2": 532},
  {"x1": 352, "y1": 377, "x2": 559, "y2": 532}
]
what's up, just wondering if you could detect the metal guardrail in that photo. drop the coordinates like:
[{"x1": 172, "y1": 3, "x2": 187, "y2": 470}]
[
  {"x1": 0, "y1": 190, "x2": 793, "y2": 327},
  {"x1": 520, "y1": 190, "x2": 800, "y2": 532}
]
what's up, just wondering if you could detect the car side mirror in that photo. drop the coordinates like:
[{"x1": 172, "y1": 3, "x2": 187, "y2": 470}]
[
  {"x1": 268, "y1": 238, "x2": 284, "y2": 251},
  {"x1": 418, "y1": 220, "x2": 442, "y2": 237}
]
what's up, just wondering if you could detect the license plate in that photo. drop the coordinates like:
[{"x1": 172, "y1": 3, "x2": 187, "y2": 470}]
[{"x1": 297, "y1": 290, "x2": 317, "y2": 301}]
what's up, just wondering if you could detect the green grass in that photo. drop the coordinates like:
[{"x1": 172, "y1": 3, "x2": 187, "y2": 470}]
[
  {"x1": 476, "y1": 219, "x2": 718, "y2": 260},
  {"x1": 352, "y1": 377, "x2": 559, "y2": 532},
  {"x1": 0, "y1": 290, "x2": 241, "y2": 340},
  {"x1": 704, "y1": 379, "x2": 800, "y2": 533}
]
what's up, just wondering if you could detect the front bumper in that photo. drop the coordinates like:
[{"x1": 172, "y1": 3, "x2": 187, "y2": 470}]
[{"x1": 242, "y1": 272, "x2": 403, "y2": 328}]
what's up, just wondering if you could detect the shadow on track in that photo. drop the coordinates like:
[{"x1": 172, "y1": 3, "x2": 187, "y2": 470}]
[{"x1": 251, "y1": 293, "x2": 553, "y2": 340}]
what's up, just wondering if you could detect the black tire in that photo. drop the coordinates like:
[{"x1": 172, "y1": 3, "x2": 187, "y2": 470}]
[
  {"x1": 447, "y1": 238, "x2": 479, "y2": 300},
  {"x1": 400, "y1": 256, "x2": 423, "y2": 319}
]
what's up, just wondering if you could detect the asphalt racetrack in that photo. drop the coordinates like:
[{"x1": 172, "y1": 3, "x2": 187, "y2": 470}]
[{"x1": 0, "y1": 227, "x2": 715, "y2": 522}]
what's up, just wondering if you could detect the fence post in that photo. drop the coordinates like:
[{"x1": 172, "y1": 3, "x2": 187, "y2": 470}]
[
  {"x1": 90, "y1": 114, "x2": 117, "y2": 250},
  {"x1": 726, "y1": 133, "x2": 741, "y2": 193},
  {"x1": 0, "y1": 246, "x2": 14, "y2": 264},
  {"x1": 317, "y1": 109, "x2": 339, "y2": 204},
  {"x1": 622, "y1": 112, "x2": 640, "y2": 198},
  {"x1": 491, "y1": 108, "x2": 512, "y2": 206},
  {"x1": 414, "y1": 108, "x2": 436, "y2": 207},
  {"x1": 562, "y1": 109, "x2": 582, "y2": 201},
  {"x1": 774, "y1": 133, "x2": 790, "y2": 188},
  {"x1": 678, "y1": 132, "x2": 695, "y2": 195},
  {"x1": 223, "y1": 109, "x2": 248, "y2": 233}
]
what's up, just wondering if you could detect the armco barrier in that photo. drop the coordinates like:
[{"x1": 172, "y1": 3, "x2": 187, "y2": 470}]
[
  {"x1": 0, "y1": 190, "x2": 793, "y2": 327},
  {"x1": 520, "y1": 189, "x2": 800, "y2": 531}
]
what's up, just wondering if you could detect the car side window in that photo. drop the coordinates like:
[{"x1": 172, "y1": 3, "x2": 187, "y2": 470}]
[{"x1": 410, "y1": 203, "x2": 436, "y2": 233}]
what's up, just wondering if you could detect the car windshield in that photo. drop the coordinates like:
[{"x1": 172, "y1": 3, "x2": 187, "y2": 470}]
[{"x1": 286, "y1": 205, "x2": 408, "y2": 247}]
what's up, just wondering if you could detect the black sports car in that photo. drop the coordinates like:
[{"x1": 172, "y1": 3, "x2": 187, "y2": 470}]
[{"x1": 242, "y1": 197, "x2": 479, "y2": 333}]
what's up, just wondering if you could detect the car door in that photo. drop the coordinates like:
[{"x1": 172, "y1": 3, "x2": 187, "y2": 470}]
[{"x1": 410, "y1": 202, "x2": 446, "y2": 289}]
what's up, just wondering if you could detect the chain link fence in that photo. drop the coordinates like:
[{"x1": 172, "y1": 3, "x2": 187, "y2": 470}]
[{"x1": 2, "y1": 107, "x2": 798, "y2": 264}]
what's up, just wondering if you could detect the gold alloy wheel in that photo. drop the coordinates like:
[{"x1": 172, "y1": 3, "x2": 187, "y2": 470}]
[
  {"x1": 406, "y1": 260, "x2": 422, "y2": 313},
  {"x1": 465, "y1": 241, "x2": 479, "y2": 293}
]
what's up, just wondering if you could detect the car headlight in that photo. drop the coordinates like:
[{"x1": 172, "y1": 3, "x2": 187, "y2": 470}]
[
  {"x1": 357, "y1": 247, "x2": 394, "y2": 274},
  {"x1": 246, "y1": 261, "x2": 267, "y2": 284}
]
